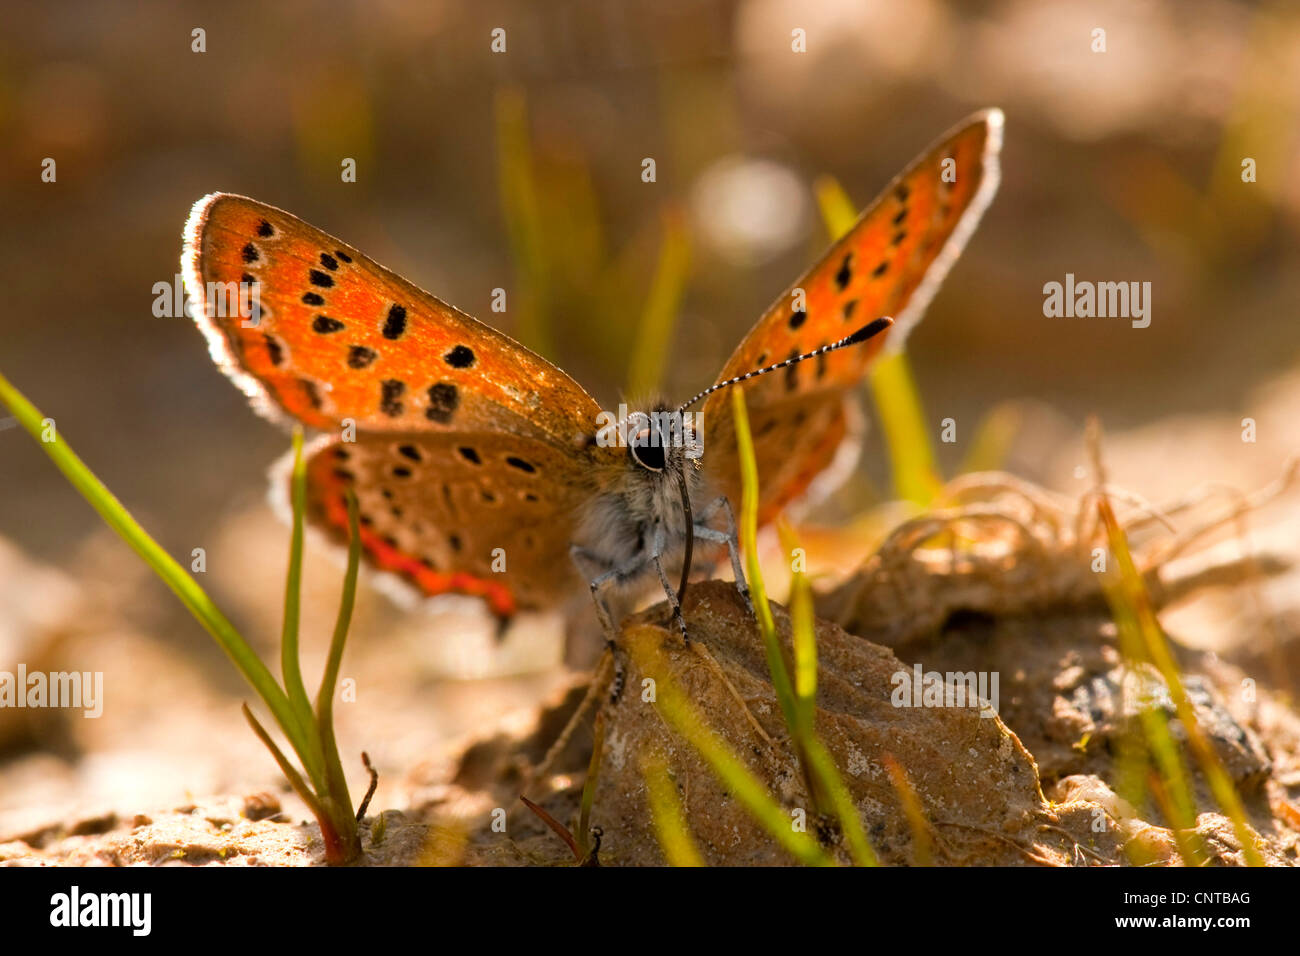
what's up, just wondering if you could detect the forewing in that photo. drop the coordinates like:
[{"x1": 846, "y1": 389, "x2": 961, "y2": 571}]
[
  {"x1": 703, "y1": 110, "x2": 1003, "y2": 519},
  {"x1": 182, "y1": 192, "x2": 601, "y2": 445}
]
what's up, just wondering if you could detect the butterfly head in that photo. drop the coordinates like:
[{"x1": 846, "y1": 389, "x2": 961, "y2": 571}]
[
  {"x1": 610, "y1": 404, "x2": 702, "y2": 538},
  {"x1": 623, "y1": 404, "x2": 699, "y2": 476},
  {"x1": 574, "y1": 402, "x2": 702, "y2": 583}
]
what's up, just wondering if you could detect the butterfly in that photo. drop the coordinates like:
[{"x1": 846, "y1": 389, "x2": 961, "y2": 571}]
[{"x1": 182, "y1": 108, "x2": 1002, "y2": 654}]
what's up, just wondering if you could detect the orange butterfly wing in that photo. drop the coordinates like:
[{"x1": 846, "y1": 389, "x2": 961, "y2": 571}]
[
  {"x1": 703, "y1": 110, "x2": 1003, "y2": 521},
  {"x1": 183, "y1": 193, "x2": 600, "y2": 444},
  {"x1": 182, "y1": 193, "x2": 605, "y2": 613},
  {"x1": 291, "y1": 431, "x2": 594, "y2": 616}
]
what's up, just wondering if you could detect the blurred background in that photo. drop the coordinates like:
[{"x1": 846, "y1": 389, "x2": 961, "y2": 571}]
[{"x1": 2, "y1": 0, "x2": 1299, "y2": 841}]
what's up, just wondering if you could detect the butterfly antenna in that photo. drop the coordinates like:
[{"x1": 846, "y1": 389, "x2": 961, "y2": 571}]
[{"x1": 674, "y1": 316, "x2": 894, "y2": 414}]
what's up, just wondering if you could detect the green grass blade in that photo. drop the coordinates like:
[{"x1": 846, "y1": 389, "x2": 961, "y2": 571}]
[
  {"x1": 1098, "y1": 498, "x2": 1264, "y2": 866},
  {"x1": 315, "y1": 489, "x2": 360, "y2": 721},
  {"x1": 495, "y1": 87, "x2": 552, "y2": 357},
  {"x1": 868, "y1": 352, "x2": 943, "y2": 504},
  {"x1": 813, "y1": 175, "x2": 858, "y2": 238},
  {"x1": 0, "y1": 372, "x2": 311, "y2": 760},
  {"x1": 1102, "y1": 550, "x2": 1205, "y2": 864},
  {"x1": 627, "y1": 628, "x2": 834, "y2": 866},
  {"x1": 315, "y1": 489, "x2": 362, "y2": 822},
  {"x1": 243, "y1": 702, "x2": 355, "y2": 863},
  {"x1": 640, "y1": 754, "x2": 706, "y2": 866},
  {"x1": 281, "y1": 430, "x2": 325, "y2": 789},
  {"x1": 731, "y1": 392, "x2": 876, "y2": 863},
  {"x1": 804, "y1": 736, "x2": 877, "y2": 866},
  {"x1": 777, "y1": 521, "x2": 817, "y2": 736},
  {"x1": 625, "y1": 206, "x2": 691, "y2": 398},
  {"x1": 729, "y1": 387, "x2": 798, "y2": 728},
  {"x1": 778, "y1": 521, "x2": 878, "y2": 866},
  {"x1": 957, "y1": 402, "x2": 1023, "y2": 475},
  {"x1": 242, "y1": 704, "x2": 326, "y2": 821},
  {"x1": 815, "y1": 174, "x2": 942, "y2": 505}
]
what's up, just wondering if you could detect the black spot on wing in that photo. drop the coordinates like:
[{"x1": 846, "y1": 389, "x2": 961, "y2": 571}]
[
  {"x1": 263, "y1": 335, "x2": 284, "y2": 366},
  {"x1": 784, "y1": 348, "x2": 800, "y2": 392},
  {"x1": 312, "y1": 315, "x2": 344, "y2": 334},
  {"x1": 380, "y1": 379, "x2": 405, "y2": 417},
  {"x1": 300, "y1": 379, "x2": 322, "y2": 409},
  {"x1": 348, "y1": 345, "x2": 377, "y2": 369},
  {"x1": 426, "y1": 383, "x2": 458, "y2": 423},
  {"x1": 383, "y1": 304, "x2": 407, "y2": 340},
  {"x1": 444, "y1": 345, "x2": 475, "y2": 368},
  {"x1": 835, "y1": 253, "x2": 853, "y2": 291}
]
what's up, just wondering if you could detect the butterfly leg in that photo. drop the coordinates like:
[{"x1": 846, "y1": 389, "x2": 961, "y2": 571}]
[
  {"x1": 570, "y1": 544, "x2": 647, "y2": 702},
  {"x1": 650, "y1": 521, "x2": 690, "y2": 644},
  {"x1": 693, "y1": 495, "x2": 754, "y2": 613}
]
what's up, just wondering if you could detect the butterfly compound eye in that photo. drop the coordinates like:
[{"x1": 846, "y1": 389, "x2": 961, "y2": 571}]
[{"x1": 629, "y1": 428, "x2": 666, "y2": 472}]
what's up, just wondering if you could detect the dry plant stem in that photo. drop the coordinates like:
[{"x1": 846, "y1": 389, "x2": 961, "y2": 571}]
[
  {"x1": 519, "y1": 795, "x2": 583, "y2": 862},
  {"x1": 938, "y1": 471, "x2": 1073, "y2": 530},
  {"x1": 1155, "y1": 540, "x2": 1292, "y2": 605},
  {"x1": 525, "y1": 652, "x2": 613, "y2": 793},
  {"x1": 688, "y1": 642, "x2": 775, "y2": 747},
  {"x1": 848, "y1": 451, "x2": 1298, "y2": 627},
  {"x1": 577, "y1": 708, "x2": 606, "y2": 857},
  {"x1": 357, "y1": 752, "x2": 379, "y2": 822},
  {"x1": 1148, "y1": 456, "x2": 1300, "y2": 567}
]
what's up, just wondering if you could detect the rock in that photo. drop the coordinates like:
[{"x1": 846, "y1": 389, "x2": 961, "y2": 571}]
[
  {"x1": 448, "y1": 582, "x2": 1108, "y2": 866},
  {"x1": 435, "y1": 577, "x2": 1300, "y2": 867},
  {"x1": 241, "y1": 792, "x2": 282, "y2": 822}
]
